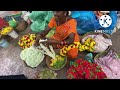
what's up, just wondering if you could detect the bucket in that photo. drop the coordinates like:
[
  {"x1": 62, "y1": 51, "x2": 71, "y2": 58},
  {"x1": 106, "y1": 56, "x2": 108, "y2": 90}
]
[
  {"x1": 0, "y1": 39, "x2": 9, "y2": 48},
  {"x1": 8, "y1": 30, "x2": 18, "y2": 39}
]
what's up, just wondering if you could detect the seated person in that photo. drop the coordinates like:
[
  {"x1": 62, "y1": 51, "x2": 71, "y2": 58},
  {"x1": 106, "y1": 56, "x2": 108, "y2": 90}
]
[{"x1": 35, "y1": 11, "x2": 80, "y2": 59}]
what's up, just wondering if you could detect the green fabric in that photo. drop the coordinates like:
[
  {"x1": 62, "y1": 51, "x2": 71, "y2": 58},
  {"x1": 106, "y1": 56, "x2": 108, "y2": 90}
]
[
  {"x1": 29, "y1": 11, "x2": 54, "y2": 33},
  {"x1": 46, "y1": 28, "x2": 55, "y2": 38},
  {"x1": 12, "y1": 12, "x2": 22, "y2": 17}
]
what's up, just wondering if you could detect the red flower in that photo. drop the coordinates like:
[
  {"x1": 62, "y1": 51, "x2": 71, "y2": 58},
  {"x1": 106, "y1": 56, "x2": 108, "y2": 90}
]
[
  {"x1": 85, "y1": 69, "x2": 90, "y2": 79},
  {"x1": 67, "y1": 59, "x2": 107, "y2": 79}
]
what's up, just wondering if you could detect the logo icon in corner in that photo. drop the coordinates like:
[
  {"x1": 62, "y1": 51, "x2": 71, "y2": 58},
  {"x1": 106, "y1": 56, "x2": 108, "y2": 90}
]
[{"x1": 99, "y1": 15, "x2": 112, "y2": 28}]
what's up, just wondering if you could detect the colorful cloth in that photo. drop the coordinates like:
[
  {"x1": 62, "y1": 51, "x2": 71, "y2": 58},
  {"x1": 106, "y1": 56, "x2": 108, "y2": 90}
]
[
  {"x1": 94, "y1": 50, "x2": 120, "y2": 79},
  {"x1": 48, "y1": 17, "x2": 80, "y2": 42},
  {"x1": 48, "y1": 17, "x2": 80, "y2": 59}
]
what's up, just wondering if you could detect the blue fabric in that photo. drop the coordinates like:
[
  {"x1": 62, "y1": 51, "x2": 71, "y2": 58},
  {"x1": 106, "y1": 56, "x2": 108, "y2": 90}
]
[
  {"x1": 85, "y1": 53, "x2": 94, "y2": 63},
  {"x1": 71, "y1": 11, "x2": 118, "y2": 35}
]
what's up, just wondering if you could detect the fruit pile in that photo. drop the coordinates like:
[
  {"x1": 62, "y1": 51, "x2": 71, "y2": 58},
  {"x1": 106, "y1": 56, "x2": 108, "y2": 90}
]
[
  {"x1": 0, "y1": 26, "x2": 13, "y2": 35},
  {"x1": 50, "y1": 55, "x2": 65, "y2": 69},
  {"x1": 18, "y1": 34, "x2": 36, "y2": 49}
]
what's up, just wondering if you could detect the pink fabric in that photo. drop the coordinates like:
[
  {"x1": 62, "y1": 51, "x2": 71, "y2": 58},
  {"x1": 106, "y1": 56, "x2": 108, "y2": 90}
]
[{"x1": 95, "y1": 50, "x2": 120, "y2": 79}]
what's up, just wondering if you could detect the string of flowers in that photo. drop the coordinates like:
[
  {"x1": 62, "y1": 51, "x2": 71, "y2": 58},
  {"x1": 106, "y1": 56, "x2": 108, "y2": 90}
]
[
  {"x1": 60, "y1": 38, "x2": 96, "y2": 57},
  {"x1": 18, "y1": 34, "x2": 36, "y2": 49},
  {"x1": 0, "y1": 26, "x2": 13, "y2": 35}
]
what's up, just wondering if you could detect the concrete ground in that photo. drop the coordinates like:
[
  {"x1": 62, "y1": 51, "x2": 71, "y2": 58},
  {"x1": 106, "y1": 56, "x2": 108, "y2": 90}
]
[{"x1": 0, "y1": 25, "x2": 120, "y2": 79}]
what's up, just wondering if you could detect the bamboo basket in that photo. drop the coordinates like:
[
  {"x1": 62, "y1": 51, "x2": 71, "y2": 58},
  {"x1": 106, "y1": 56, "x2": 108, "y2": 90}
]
[
  {"x1": 46, "y1": 49, "x2": 67, "y2": 70},
  {"x1": 46, "y1": 55, "x2": 67, "y2": 71},
  {"x1": 81, "y1": 31, "x2": 112, "y2": 53},
  {"x1": 15, "y1": 20, "x2": 28, "y2": 32}
]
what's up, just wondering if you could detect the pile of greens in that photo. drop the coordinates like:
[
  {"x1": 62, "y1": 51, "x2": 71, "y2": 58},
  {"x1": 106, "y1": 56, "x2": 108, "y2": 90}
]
[{"x1": 38, "y1": 68, "x2": 57, "y2": 79}]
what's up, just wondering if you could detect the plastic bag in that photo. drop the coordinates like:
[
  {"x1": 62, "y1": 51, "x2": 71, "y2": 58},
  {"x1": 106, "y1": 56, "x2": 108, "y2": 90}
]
[
  {"x1": 71, "y1": 11, "x2": 118, "y2": 35},
  {"x1": 71, "y1": 11, "x2": 102, "y2": 35},
  {"x1": 29, "y1": 11, "x2": 54, "y2": 33}
]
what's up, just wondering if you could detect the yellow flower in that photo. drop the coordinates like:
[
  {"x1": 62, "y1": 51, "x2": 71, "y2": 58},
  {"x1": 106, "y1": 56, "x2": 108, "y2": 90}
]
[
  {"x1": 20, "y1": 43, "x2": 23, "y2": 46},
  {"x1": 1, "y1": 26, "x2": 13, "y2": 35}
]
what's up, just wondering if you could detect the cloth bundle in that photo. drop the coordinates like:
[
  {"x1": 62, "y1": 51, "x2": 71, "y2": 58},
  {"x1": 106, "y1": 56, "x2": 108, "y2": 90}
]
[{"x1": 94, "y1": 50, "x2": 120, "y2": 79}]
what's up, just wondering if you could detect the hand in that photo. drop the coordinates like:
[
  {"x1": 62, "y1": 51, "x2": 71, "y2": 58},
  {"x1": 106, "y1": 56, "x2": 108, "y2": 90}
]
[
  {"x1": 42, "y1": 38, "x2": 60, "y2": 45},
  {"x1": 34, "y1": 34, "x2": 47, "y2": 47},
  {"x1": 34, "y1": 34, "x2": 41, "y2": 47}
]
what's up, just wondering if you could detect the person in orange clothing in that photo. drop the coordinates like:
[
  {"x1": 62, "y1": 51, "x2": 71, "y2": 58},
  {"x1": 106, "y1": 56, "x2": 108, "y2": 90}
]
[{"x1": 35, "y1": 11, "x2": 80, "y2": 59}]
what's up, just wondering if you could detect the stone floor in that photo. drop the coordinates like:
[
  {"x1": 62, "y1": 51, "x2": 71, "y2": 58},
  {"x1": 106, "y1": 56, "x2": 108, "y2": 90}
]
[{"x1": 0, "y1": 25, "x2": 120, "y2": 79}]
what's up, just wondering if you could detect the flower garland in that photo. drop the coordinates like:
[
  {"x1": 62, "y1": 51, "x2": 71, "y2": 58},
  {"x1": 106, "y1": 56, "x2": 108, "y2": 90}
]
[
  {"x1": 60, "y1": 38, "x2": 96, "y2": 56},
  {"x1": 67, "y1": 59, "x2": 107, "y2": 79},
  {"x1": 0, "y1": 26, "x2": 13, "y2": 35},
  {"x1": 18, "y1": 34, "x2": 36, "y2": 49}
]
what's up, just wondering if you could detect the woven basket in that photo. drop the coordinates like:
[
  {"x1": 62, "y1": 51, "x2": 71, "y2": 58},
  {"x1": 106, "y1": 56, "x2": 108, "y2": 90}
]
[
  {"x1": 15, "y1": 20, "x2": 28, "y2": 32},
  {"x1": 46, "y1": 49, "x2": 67, "y2": 71},
  {"x1": 46, "y1": 56, "x2": 67, "y2": 71},
  {"x1": 94, "y1": 46, "x2": 112, "y2": 60},
  {"x1": 0, "y1": 35, "x2": 5, "y2": 41},
  {"x1": 81, "y1": 31, "x2": 111, "y2": 41},
  {"x1": 81, "y1": 31, "x2": 111, "y2": 53}
]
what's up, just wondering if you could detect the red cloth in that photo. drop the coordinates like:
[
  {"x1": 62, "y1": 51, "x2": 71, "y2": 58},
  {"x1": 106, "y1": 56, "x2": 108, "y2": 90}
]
[{"x1": 0, "y1": 17, "x2": 9, "y2": 29}]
